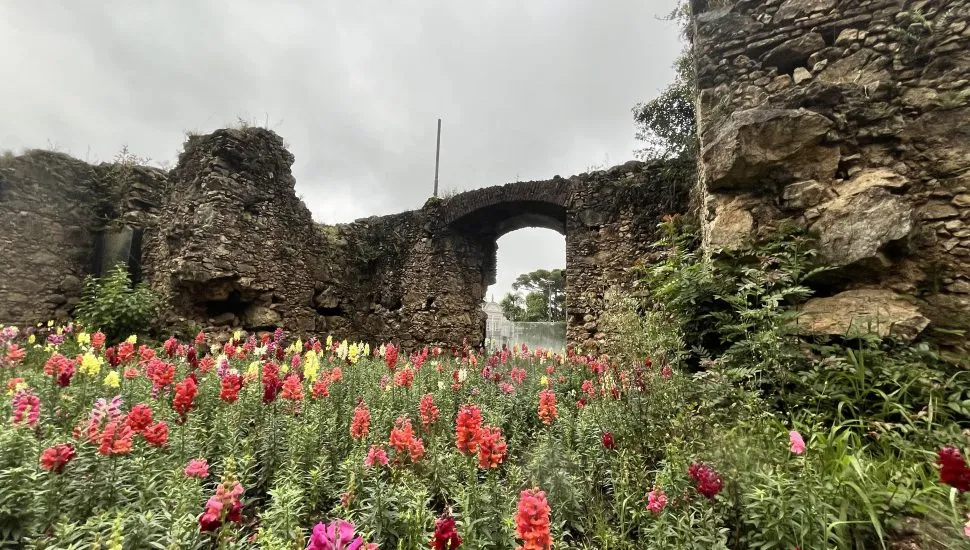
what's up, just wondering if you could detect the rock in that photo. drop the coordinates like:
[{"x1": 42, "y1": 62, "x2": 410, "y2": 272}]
[
  {"x1": 812, "y1": 187, "x2": 913, "y2": 267},
  {"x1": 817, "y1": 49, "x2": 891, "y2": 88},
  {"x1": 837, "y1": 168, "x2": 909, "y2": 197},
  {"x1": 793, "y1": 67, "x2": 813, "y2": 85},
  {"x1": 705, "y1": 194, "x2": 754, "y2": 250},
  {"x1": 953, "y1": 194, "x2": 970, "y2": 207},
  {"x1": 775, "y1": 0, "x2": 837, "y2": 21},
  {"x1": 834, "y1": 28, "x2": 859, "y2": 47},
  {"x1": 243, "y1": 305, "x2": 281, "y2": 328},
  {"x1": 797, "y1": 289, "x2": 930, "y2": 341},
  {"x1": 702, "y1": 108, "x2": 836, "y2": 190},
  {"x1": 783, "y1": 180, "x2": 833, "y2": 209},
  {"x1": 920, "y1": 203, "x2": 960, "y2": 220},
  {"x1": 59, "y1": 275, "x2": 82, "y2": 293},
  {"x1": 763, "y1": 32, "x2": 826, "y2": 74},
  {"x1": 766, "y1": 74, "x2": 793, "y2": 93},
  {"x1": 210, "y1": 312, "x2": 237, "y2": 326}
]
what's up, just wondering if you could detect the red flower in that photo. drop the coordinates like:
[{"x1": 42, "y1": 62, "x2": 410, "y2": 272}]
[
  {"x1": 688, "y1": 462, "x2": 723, "y2": 499},
  {"x1": 261, "y1": 362, "x2": 283, "y2": 404},
  {"x1": 389, "y1": 416, "x2": 425, "y2": 462},
  {"x1": 393, "y1": 367, "x2": 415, "y2": 388},
  {"x1": 40, "y1": 443, "x2": 76, "y2": 473},
  {"x1": 419, "y1": 393, "x2": 440, "y2": 429},
  {"x1": 148, "y1": 359, "x2": 175, "y2": 390},
  {"x1": 476, "y1": 425, "x2": 507, "y2": 469},
  {"x1": 220, "y1": 373, "x2": 243, "y2": 403},
  {"x1": 312, "y1": 376, "x2": 330, "y2": 399},
  {"x1": 142, "y1": 421, "x2": 169, "y2": 447},
  {"x1": 385, "y1": 343, "x2": 399, "y2": 370},
  {"x1": 430, "y1": 515, "x2": 462, "y2": 550},
  {"x1": 125, "y1": 404, "x2": 154, "y2": 433},
  {"x1": 601, "y1": 432, "x2": 616, "y2": 450},
  {"x1": 91, "y1": 331, "x2": 106, "y2": 350},
  {"x1": 350, "y1": 402, "x2": 371, "y2": 440},
  {"x1": 455, "y1": 404, "x2": 483, "y2": 455},
  {"x1": 173, "y1": 376, "x2": 198, "y2": 422},
  {"x1": 938, "y1": 447, "x2": 970, "y2": 492},
  {"x1": 515, "y1": 488, "x2": 552, "y2": 550},
  {"x1": 538, "y1": 389, "x2": 557, "y2": 426},
  {"x1": 281, "y1": 374, "x2": 303, "y2": 401},
  {"x1": 163, "y1": 336, "x2": 179, "y2": 357},
  {"x1": 97, "y1": 420, "x2": 133, "y2": 456}
]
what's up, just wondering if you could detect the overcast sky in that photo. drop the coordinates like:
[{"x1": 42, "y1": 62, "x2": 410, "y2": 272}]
[{"x1": 0, "y1": 0, "x2": 683, "y2": 301}]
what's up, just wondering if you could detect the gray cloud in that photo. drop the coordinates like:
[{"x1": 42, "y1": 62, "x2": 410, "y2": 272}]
[{"x1": 0, "y1": 0, "x2": 682, "y2": 298}]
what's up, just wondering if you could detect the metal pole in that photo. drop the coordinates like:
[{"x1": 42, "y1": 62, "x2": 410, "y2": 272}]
[{"x1": 433, "y1": 118, "x2": 441, "y2": 197}]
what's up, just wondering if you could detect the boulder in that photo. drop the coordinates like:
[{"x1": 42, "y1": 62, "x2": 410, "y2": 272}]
[
  {"x1": 702, "y1": 108, "x2": 836, "y2": 190},
  {"x1": 704, "y1": 194, "x2": 754, "y2": 250},
  {"x1": 243, "y1": 305, "x2": 282, "y2": 328},
  {"x1": 763, "y1": 33, "x2": 826, "y2": 74},
  {"x1": 797, "y1": 289, "x2": 929, "y2": 341},
  {"x1": 812, "y1": 187, "x2": 913, "y2": 267}
]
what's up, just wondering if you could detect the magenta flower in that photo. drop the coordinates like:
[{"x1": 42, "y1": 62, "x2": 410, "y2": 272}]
[
  {"x1": 307, "y1": 520, "x2": 375, "y2": 550},
  {"x1": 789, "y1": 431, "x2": 806, "y2": 455},
  {"x1": 364, "y1": 444, "x2": 389, "y2": 468}
]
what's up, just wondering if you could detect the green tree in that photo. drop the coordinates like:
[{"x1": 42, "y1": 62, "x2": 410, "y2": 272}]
[
  {"x1": 500, "y1": 293, "x2": 526, "y2": 322},
  {"x1": 633, "y1": 2, "x2": 697, "y2": 163},
  {"x1": 511, "y1": 268, "x2": 565, "y2": 322}
]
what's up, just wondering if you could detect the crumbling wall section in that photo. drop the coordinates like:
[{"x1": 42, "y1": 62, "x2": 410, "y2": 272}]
[
  {"x1": 692, "y1": 0, "x2": 970, "y2": 350},
  {"x1": 143, "y1": 128, "x2": 319, "y2": 336}
]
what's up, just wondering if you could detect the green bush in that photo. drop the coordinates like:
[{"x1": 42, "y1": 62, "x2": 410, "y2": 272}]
[{"x1": 74, "y1": 263, "x2": 158, "y2": 341}]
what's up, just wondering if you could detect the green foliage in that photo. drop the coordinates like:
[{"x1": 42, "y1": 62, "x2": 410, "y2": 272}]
[
  {"x1": 500, "y1": 269, "x2": 565, "y2": 322},
  {"x1": 74, "y1": 264, "x2": 159, "y2": 341}
]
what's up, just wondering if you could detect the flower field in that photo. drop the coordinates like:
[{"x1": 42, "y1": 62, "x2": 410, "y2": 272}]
[{"x1": 1, "y1": 320, "x2": 969, "y2": 549}]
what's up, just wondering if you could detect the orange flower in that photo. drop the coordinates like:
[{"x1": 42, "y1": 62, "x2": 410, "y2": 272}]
[
  {"x1": 538, "y1": 390, "x2": 557, "y2": 426},
  {"x1": 350, "y1": 402, "x2": 370, "y2": 440}
]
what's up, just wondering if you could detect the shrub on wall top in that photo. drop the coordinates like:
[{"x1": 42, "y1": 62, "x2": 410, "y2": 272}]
[{"x1": 74, "y1": 263, "x2": 158, "y2": 341}]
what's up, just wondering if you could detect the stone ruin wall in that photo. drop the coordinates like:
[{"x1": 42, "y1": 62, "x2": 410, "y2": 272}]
[
  {"x1": 0, "y1": 127, "x2": 687, "y2": 351},
  {"x1": 692, "y1": 0, "x2": 970, "y2": 353},
  {"x1": 0, "y1": 151, "x2": 165, "y2": 325}
]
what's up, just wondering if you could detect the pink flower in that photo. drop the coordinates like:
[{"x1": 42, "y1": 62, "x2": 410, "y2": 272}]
[
  {"x1": 364, "y1": 444, "x2": 389, "y2": 468},
  {"x1": 789, "y1": 431, "x2": 806, "y2": 455},
  {"x1": 184, "y1": 458, "x2": 209, "y2": 478},
  {"x1": 647, "y1": 487, "x2": 667, "y2": 514},
  {"x1": 964, "y1": 513, "x2": 970, "y2": 538}
]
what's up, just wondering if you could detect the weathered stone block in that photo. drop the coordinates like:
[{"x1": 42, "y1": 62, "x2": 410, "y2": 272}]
[
  {"x1": 702, "y1": 108, "x2": 836, "y2": 190},
  {"x1": 812, "y1": 187, "x2": 912, "y2": 267},
  {"x1": 797, "y1": 289, "x2": 929, "y2": 341}
]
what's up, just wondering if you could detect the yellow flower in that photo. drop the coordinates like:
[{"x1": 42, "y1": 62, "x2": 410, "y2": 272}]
[
  {"x1": 7, "y1": 381, "x2": 27, "y2": 396},
  {"x1": 303, "y1": 350, "x2": 319, "y2": 381},
  {"x1": 326, "y1": 335, "x2": 333, "y2": 349},
  {"x1": 363, "y1": 343, "x2": 370, "y2": 357},
  {"x1": 79, "y1": 353, "x2": 102, "y2": 376},
  {"x1": 540, "y1": 375, "x2": 549, "y2": 386},
  {"x1": 233, "y1": 330, "x2": 242, "y2": 342},
  {"x1": 27, "y1": 335, "x2": 35, "y2": 345},
  {"x1": 47, "y1": 320, "x2": 54, "y2": 328},
  {"x1": 246, "y1": 362, "x2": 260, "y2": 378},
  {"x1": 348, "y1": 343, "x2": 359, "y2": 364},
  {"x1": 103, "y1": 371, "x2": 120, "y2": 388},
  {"x1": 546, "y1": 350, "x2": 552, "y2": 359},
  {"x1": 125, "y1": 335, "x2": 137, "y2": 344},
  {"x1": 76, "y1": 332, "x2": 90, "y2": 345}
]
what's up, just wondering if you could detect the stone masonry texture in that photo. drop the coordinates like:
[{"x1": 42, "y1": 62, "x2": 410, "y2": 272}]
[{"x1": 691, "y1": 0, "x2": 970, "y2": 352}]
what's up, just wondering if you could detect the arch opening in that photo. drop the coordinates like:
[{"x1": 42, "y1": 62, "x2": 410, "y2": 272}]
[{"x1": 482, "y1": 227, "x2": 566, "y2": 352}]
